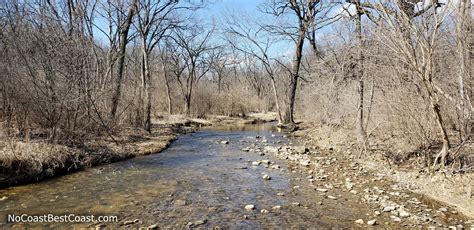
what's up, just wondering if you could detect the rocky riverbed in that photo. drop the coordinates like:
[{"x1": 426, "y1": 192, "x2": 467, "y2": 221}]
[{"x1": 0, "y1": 123, "x2": 472, "y2": 229}]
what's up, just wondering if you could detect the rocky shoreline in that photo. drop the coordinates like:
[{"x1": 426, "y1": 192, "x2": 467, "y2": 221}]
[{"x1": 236, "y1": 133, "x2": 473, "y2": 228}]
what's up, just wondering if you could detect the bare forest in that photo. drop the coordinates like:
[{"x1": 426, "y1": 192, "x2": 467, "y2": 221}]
[{"x1": 0, "y1": 0, "x2": 473, "y2": 228}]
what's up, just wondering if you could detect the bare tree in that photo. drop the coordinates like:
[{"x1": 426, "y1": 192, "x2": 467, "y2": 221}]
[
  {"x1": 135, "y1": 0, "x2": 180, "y2": 132},
  {"x1": 454, "y1": 0, "x2": 473, "y2": 141},
  {"x1": 372, "y1": 1, "x2": 452, "y2": 167},
  {"x1": 172, "y1": 26, "x2": 214, "y2": 116},
  {"x1": 110, "y1": 0, "x2": 138, "y2": 120},
  {"x1": 225, "y1": 15, "x2": 284, "y2": 123},
  {"x1": 262, "y1": 0, "x2": 338, "y2": 125}
]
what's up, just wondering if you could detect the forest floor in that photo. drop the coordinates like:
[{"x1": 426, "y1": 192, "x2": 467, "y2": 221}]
[
  {"x1": 0, "y1": 113, "x2": 277, "y2": 188},
  {"x1": 292, "y1": 122, "x2": 474, "y2": 219}
]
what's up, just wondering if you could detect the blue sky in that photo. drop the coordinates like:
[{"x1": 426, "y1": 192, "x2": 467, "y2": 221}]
[
  {"x1": 195, "y1": 0, "x2": 296, "y2": 59},
  {"x1": 204, "y1": 0, "x2": 261, "y2": 12}
]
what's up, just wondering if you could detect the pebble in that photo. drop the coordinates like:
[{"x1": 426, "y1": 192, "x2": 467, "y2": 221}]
[
  {"x1": 277, "y1": 192, "x2": 285, "y2": 196},
  {"x1": 272, "y1": 205, "x2": 281, "y2": 210},
  {"x1": 300, "y1": 160, "x2": 311, "y2": 166},
  {"x1": 391, "y1": 216, "x2": 402, "y2": 222},
  {"x1": 355, "y1": 219, "x2": 364, "y2": 224},
  {"x1": 245, "y1": 204, "x2": 255, "y2": 210},
  {"x1": 383, "y1": 206, "x2": 396, "y2": 212},
  {"x1": 251, "y1": 161, "x2": 261, "y2": 166},
  {"x1": 260, "y1": 209, "x2": 269, "y2": 214},
  {"x1": 438, "y1": 207, "x2": 448, "y2": 212},
  {"x1": 123, "y1": 219, "x2": 139, "y2": 225},
  {"x1": 294, "y1": 146, "x2": 308, "y2": 154},
  {"x1": 316, "y1": 188, "x2": 328, "y2": 193},
  {"x1": 398, "y1": 208, "x2": 410, "y2": 218},
  {"x1": 147, "y1": 224, "x2": 158, "y2": 230},
  {"x1": 193, "y1": 219, "x2": 207, "y2": 226},
  {"x1": 291, "y1": 202, "x2": 301, "y2": 206},
  {"x1": 220, "y1": 140, "x2": 229, "y2": 144},
  {"x1": 0, "y1": 196, "x2": 7, "y2": 201},
  {"x1": 367, "y1": 219, "x2": 377, "y2": 226},
  {"x1": 262, "y1": 174, "x2": 271, "y2": 180},
  {"x1": 327, "y1": 195, "x2": 337, "y2": 200},
  {"x1": 271, "y1": 165, "x2": 281, "y2": 169},
  {"x1": 174, "y1": 200, "x2": 187, "y2": 206}
]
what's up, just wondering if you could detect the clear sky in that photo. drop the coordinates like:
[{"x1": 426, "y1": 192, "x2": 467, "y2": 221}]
[
  {"x1": 195, "y1": 0, "x2": 296, "y2": 59},
  {"x1": 205, "y1": 0, "x2": 261, "y2": 12}
]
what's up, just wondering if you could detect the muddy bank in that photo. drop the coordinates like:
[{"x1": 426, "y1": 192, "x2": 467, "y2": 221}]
[{"x1": 292, "y1": 121, "x2": 474, "y2": 219}]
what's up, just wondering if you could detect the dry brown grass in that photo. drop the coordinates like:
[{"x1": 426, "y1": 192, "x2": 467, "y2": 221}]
[{"x1": 0, "y1": 125, "x2": 178, "y2": 188}]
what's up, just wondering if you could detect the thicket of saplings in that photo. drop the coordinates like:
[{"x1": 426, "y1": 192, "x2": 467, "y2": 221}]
[{"x1": 0, "y1": 0, "x2": 472, "y2": 174}]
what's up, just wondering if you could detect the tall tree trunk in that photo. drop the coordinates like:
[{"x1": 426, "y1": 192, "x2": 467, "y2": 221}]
[
  {"x1": 143, "y1": 47, "x2": 152, "y2": 133},
  {"x1": 110, "y1": 0, "x2": 137, "y2": 119},
  {"x1": 163, "y1": 61, "x2": 173, "y2": 114},
  {"x1": 145, "y1": 82, "x2": 152, "y2": 133},
  {"x1": 184, "y1": 67, "x2": 195, "y2": 116},
  {"x1": 184, "y1": 95, "x2": 191, "y2": 116},
  {"x1": 283, "y1": 30, "x2": 305, "y2": 124},
  {"x1": 355, "y1": 1, "x2": 367, "y2": 147}
]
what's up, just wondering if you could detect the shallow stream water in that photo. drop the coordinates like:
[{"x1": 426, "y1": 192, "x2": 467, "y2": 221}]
[{"x1": 0, "y1": 123, "x2": 395, "y2": 228}]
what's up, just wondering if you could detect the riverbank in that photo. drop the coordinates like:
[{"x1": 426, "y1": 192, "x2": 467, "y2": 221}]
[
  {"x1": 0, "y1": 112, "x2": 277, "y2": 188},
  {"x1": 291, "y1": 121, "x2": 474, "y2": 219},
  {"x1": 0, "y1": 125, "x2": 178, "y2": 188}
]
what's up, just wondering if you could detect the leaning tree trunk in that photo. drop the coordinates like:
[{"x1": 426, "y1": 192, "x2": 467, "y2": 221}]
[
  {"x1": 283, "y1": 30, "x2": 305, "y2": 125},
  {"x1": 110, "y1": 0, "x2": 136, "y2": 119},
  {"x1": 270, "y1": 76, "x2": 283, "y2": 124},
  {"x1": 424, "y1": 79, "x2": 451, "y2": 168}
]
